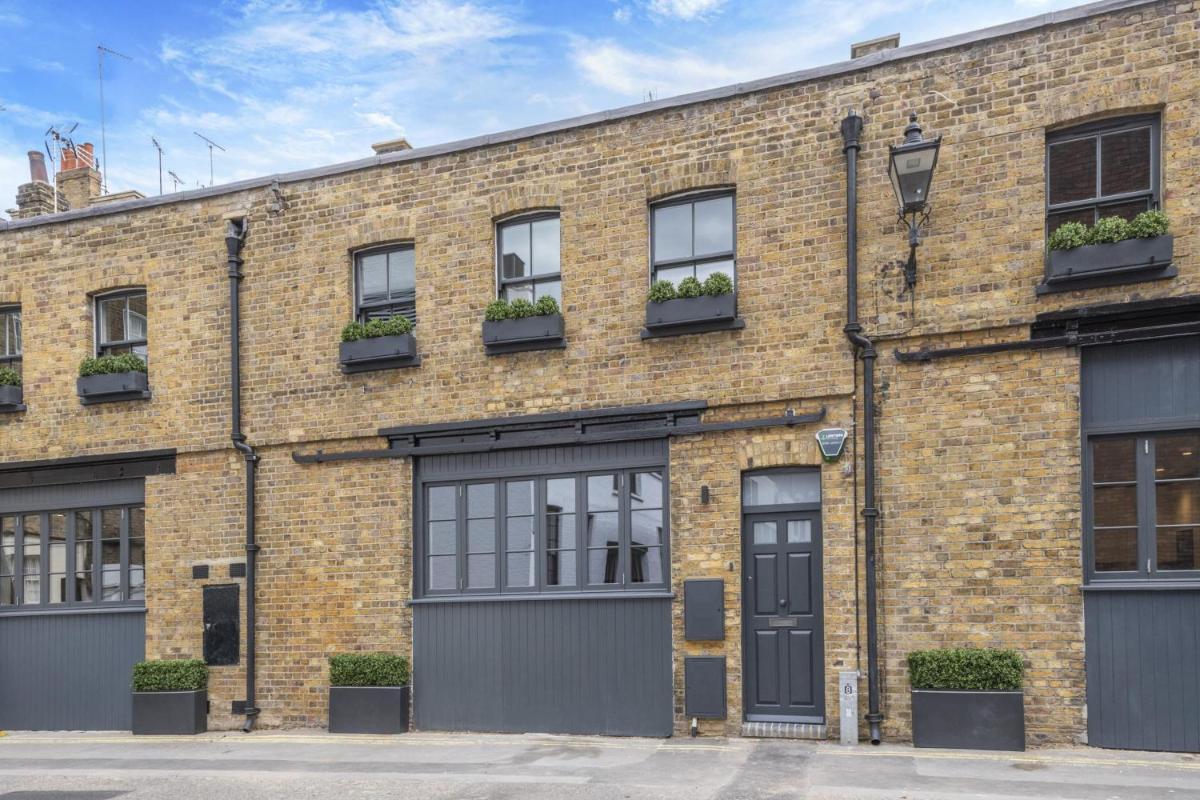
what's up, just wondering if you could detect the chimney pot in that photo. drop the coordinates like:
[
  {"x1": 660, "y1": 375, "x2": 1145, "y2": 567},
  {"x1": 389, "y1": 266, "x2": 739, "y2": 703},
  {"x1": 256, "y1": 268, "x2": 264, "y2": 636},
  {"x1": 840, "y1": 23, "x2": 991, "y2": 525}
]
[{"x1": 27, "y1": 151, "x2": 48, "y2": 183}]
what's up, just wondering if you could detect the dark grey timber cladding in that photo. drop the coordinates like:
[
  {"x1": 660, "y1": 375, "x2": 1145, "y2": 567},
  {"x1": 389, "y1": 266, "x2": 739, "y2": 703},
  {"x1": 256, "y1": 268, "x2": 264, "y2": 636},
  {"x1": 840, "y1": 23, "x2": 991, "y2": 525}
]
[
  {"x1": 413, "y1": 597, "x2": 673, "y2": 736},
  {"x1": 1084, "y1": 589, "x2": 1200, "y2": 752},
  {"x1": 0, "y1": 609, "x2": 145, "y2": 730},
  {"x1": 1081, "y1": 336, "x2": 1200, "y2": 429},
  {"x1": 0, "y1": 478, "x2": 144, "y2": 514},
  {"x1": 419, "y1": 438, "x2": 667, "y2": 479}
]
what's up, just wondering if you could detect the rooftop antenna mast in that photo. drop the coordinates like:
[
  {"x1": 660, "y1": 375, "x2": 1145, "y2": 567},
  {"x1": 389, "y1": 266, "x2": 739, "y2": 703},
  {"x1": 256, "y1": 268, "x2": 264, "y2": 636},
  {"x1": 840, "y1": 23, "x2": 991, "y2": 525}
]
[
  {"x1": 97, "y1": 44, "x2": 131, "y2": 195},
  {"x1": 151, "y1": 137, "x2": 164, "y2": 195},
  {"x1": 45, "y1": 122, "x2": 79, "y2": 214},
  {"x1": 167, "y1": 170, "x2": 184, "y2": 193},
  {"x1": 193, "y1": 131, "x2": 225, "y2": 187}
]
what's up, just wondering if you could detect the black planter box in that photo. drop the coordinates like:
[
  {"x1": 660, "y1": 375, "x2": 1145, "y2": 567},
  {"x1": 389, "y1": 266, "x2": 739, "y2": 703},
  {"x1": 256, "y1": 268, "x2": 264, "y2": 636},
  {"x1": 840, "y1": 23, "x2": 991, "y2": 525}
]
[
  {"x1": 132, "y1": 690, "x2": 208, "y2": 735},
  {"x1": 911, "y1": 689, "x2": 1025, "y2": 751},
  {"x1": 1040, "y1": 235, "x2": 1175, "y2": 294},
  {"x1": 329, "y1": 685, "x2": 410, "y2": 734},
  {"x1": 0, "y1": 384, "x2": 24, "y2": 412},
  {"x1": 77, "y1": 371, "x2": 151, "y2": 405},
  {"x1": 483, "y1": 314, "x2": 565, "y2": 354},
  {"x1": 642, "y1": 293, "x2": 743, "y2": 338},
  {"x1": 339, "y1": 334, "x2": 420, "y2": 373}
]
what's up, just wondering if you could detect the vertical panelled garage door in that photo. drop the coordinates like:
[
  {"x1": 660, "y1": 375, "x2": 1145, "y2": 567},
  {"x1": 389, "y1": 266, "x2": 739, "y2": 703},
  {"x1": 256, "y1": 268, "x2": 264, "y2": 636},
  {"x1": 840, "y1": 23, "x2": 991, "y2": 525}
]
[
  {"x1": 412, "y1": 441, "x2": 674, "y2": 736},
  {"x1": 0, "y1": 478, "x2": 147, "y2": 731}
]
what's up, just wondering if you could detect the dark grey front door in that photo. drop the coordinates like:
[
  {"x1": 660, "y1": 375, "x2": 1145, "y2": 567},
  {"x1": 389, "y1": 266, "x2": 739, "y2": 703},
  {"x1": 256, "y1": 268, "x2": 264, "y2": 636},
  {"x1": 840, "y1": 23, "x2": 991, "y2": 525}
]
[{"x1": 743, "y1": 510, "x2": 824, "y2": 722}]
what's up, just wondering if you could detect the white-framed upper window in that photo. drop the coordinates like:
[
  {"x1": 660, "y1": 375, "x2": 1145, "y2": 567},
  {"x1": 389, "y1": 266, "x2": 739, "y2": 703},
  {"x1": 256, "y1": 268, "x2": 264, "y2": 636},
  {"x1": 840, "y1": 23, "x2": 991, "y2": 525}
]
[
  {"x1": 0, "y1": 305, "x2": 20, "y2": 378},
  {"x1": 95, "y1": 290, "x2": 147, "y2": 359}
]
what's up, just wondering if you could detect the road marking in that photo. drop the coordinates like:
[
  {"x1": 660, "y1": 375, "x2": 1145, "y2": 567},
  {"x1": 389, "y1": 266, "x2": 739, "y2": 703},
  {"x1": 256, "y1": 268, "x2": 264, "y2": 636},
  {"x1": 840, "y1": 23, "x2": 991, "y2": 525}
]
[{"x1": 819, "y1": 745, "x2": 1200, "y2": 772}]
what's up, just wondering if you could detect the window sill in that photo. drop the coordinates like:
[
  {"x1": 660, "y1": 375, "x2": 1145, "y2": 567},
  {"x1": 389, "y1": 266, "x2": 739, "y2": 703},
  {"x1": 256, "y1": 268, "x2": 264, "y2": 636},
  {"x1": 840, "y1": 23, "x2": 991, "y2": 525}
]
[
  {"x1": 1081, "y1": 581, "x2": 1200, "y2": 592},
  {"x1": 410, "y1": 591, "x2": 674, "y2": 605}
]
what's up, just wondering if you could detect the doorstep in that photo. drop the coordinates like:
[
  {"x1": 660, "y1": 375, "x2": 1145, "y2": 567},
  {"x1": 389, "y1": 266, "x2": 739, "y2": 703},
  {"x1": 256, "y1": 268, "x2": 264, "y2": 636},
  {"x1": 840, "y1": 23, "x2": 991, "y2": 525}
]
[{"x1": 741, "y1": 721, "x2": 827, "y2": 740}]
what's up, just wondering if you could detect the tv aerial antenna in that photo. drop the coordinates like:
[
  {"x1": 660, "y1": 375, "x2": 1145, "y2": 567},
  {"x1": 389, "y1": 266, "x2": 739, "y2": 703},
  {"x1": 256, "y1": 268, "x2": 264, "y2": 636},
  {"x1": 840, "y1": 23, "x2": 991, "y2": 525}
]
[
  {"x1": 193, "y1": 131, "x2": 225, "y2": 187},
  {"x1": 167, "y1": 170, "x2": 184, "y2": 193},
  {"x1": 97, "y1": 44, "x2": 132, "y2": 194},
  {"x1": 151, "y1": 137, "x2": 165, "y2": 195},
  {"x1": 44, "y1": 122, "x2": 80, "y2": 213}
]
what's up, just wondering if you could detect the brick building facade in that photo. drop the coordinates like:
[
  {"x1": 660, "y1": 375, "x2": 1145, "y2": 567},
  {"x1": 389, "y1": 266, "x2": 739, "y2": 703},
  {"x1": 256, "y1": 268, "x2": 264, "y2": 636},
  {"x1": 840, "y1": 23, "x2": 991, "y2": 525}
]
[{"x1": 0, "y1": 0, "x2": 1196, "y2": 750}]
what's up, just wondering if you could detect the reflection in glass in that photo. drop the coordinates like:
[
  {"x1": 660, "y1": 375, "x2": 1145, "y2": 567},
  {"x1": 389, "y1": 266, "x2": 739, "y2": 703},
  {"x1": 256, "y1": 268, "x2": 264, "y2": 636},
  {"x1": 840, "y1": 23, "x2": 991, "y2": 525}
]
[
  {"x1": 1094, "y1": 528, "x2": 1138, "y2": 572},
  {"x1": 743, "y1": 472, "x2": 821, "y2": 507}
]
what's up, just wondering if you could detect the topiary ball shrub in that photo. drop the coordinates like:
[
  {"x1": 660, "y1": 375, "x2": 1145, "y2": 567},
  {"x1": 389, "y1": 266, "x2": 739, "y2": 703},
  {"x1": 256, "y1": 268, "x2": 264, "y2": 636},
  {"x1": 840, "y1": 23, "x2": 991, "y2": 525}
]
[
  {"x1": 485, "y1": 299, "x2": 511, "y2": 322},
  {"x1": 329, "y1": 653, "x2": 410, "y2": 687},
  {"x1": 1089, "y1": 216, "x2": 1132, "y2": 245},
  {"x1": 79, "y1": 353, "x2": 148, "y2": 378},
  {"x1": 676, "y1": 276, "x2": 703, "y2": 299},
  {"x1": 0, "y1": 367, "x2": 19, "y2": 387},
  {"x1": 702, "y1": 271, "x2": 734, "y2": 296},
  {"x1": 533, "y1": 295, "x2": 560, "y2": 316},
  {"x1": 908, "y1": 648, "x2": 1023, "y2": 691},
  {"x1": 1047, "y1": 221, "x2": 1089, "y2": 251},
  {"x1": 132, "y1": 659, "x2": 208, "y2": 692},
  {"x1": 647, "y1": 280, "x2": 677, "y2": 304},
  {"x1": 1129, "y1": 209, "x2": 1170, "y2": 239},
  {"x1": 342, "y1": 316, "x2": 412, "y2": 342},
  {"x1": 378, "y1": 316, "x2": 414, "y2": 337},
  {"x1": 508, "y1": 298, "x2": 536, "y2": 319}
]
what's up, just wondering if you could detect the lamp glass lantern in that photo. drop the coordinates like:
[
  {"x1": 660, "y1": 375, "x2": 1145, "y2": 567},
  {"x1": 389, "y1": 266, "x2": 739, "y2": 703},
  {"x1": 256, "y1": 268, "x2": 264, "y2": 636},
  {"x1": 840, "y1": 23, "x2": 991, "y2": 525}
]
[{"x1": 888, "y1": 115, "x2": 941, "y2": 215}]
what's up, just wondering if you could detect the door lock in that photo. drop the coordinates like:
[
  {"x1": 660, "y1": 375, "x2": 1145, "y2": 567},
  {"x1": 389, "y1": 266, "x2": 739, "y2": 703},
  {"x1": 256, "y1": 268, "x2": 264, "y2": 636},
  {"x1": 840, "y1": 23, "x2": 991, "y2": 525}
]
[{"x1": 779, "y1": 598, "x2": 787, "y2": 608}]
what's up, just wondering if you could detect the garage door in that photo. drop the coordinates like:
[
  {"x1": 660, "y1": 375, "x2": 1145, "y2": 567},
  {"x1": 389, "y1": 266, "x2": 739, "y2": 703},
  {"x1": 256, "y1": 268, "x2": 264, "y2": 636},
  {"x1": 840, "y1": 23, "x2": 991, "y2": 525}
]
[
  {"x1": 0, "y1": 478, "x2": 148, "y2": 730},
  {"x1": 411, "y1": 440, "x2": 674, "y2": 736}
]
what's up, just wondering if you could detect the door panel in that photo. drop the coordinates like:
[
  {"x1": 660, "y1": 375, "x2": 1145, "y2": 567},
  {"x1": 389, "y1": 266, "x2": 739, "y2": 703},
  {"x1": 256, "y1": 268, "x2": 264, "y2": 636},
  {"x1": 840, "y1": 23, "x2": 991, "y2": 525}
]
[
  {"x1": 787, "y1": 552, "x2": 813, "y2": 614},
  {"x1": 753, "y1": 554, "x2": 777, "y2": 614},
  {"x1": 754, "y1": 630, "x2": 780, "y2": 706},
  {"x1": 787, "y1": 630, "x2": 815, "y2": 706}
]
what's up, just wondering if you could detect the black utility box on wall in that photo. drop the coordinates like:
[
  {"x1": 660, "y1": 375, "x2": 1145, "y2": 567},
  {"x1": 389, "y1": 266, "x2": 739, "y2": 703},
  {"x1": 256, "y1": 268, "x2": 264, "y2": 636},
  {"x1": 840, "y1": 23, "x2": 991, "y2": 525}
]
[
  {"x1": 684, "y1": 579, "x2": 725, "y2": 641},
  {"x1": 203, "y1": 584, "x2": 240, "y2": 666}
]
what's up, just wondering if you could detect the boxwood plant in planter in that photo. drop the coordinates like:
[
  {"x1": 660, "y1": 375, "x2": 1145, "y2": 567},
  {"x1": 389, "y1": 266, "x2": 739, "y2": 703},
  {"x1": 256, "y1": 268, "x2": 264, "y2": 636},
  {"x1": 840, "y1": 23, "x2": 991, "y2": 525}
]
[
  {"x1": 339, "y1": 315, "x2": 418, "y2": 373},
  {"x1": 0, "y1": 366, "x2": 23, "y2": 412},
  {"x1": 131, "y1": 658, "x2": 208, "y2": 735},
  {"x1": 642, "y1": 271, "x2": 742, "y2": 338},
  {"x1": 77, "y1": 353, "x2": 150, "y2": 405},
  {"x1": 909, "y1": 648, "x2": 1025, "y2": 751},
  {"x1": 1041, "y1": 210, "x2": 1174, "y2": 293},
  {"x1": 482, "y1": 295, "x2": 565, "y2": 354},
  {"x1": 328, "y1": 652, "x2": 411, "y2": 734}
]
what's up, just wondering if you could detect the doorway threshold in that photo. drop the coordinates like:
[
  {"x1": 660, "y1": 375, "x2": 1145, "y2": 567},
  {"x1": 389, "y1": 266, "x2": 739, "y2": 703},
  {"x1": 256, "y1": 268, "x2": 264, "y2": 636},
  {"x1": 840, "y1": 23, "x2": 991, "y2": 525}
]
[{"x1": 742, "y1": 721, "x2": 827, "y2": 740}]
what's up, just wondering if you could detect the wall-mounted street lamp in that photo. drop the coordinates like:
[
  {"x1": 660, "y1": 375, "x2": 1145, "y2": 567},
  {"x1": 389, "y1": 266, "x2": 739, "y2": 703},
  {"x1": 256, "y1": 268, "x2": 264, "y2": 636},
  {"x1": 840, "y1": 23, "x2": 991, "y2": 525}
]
[{"x1": 888, "y1": 114, "x2": 941, "y2": 288}]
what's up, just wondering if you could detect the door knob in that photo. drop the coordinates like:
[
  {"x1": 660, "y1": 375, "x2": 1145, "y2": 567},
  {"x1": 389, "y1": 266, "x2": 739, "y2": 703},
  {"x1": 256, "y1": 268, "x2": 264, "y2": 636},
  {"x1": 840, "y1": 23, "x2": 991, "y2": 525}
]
[{"x1": 779, "y1": 598, "x2": 787, "y2": 607}]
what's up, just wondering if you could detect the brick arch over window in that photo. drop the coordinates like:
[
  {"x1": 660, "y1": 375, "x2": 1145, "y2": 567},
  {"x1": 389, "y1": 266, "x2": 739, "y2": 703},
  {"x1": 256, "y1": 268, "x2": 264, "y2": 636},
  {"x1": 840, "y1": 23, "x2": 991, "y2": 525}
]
[
  {"x1": 342, "y1": 218, "x2": 415, "y2": 255},
  {"x1": 645, "y1": 157, "x2": 738, "y2": 204},
  {"x1": 488, "y1": 184, "x2": 563, "y2": 221},
  {"x1": 1036, "y1": 75, "x2": 1169, "y2": 129}
]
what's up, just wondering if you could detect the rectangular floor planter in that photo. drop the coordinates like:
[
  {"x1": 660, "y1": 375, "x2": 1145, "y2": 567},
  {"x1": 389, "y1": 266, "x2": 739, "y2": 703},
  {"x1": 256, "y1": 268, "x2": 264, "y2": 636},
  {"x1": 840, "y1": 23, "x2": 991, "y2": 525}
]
[
  {"x1": 339, "y1": 334, "x2": 420, "y2": 373},
  {"x1": 132, "y1": 690, "x2": 208, "y2": 735},
  {"x1": 1039, "y1": 235, "x2": 1174, "y2": 294},
  {"x1": 483, "y1": 314, "x2": 565, "y2": 354},
  {"x1": 0, "y1": 384, "x2": 24, "y2": 412},
  {"x1": 642, "y1": 294, "x2": 743, "y2": 338},
  {"x1": 911, "y1": 689, "x2": 1025, "y2": 751},
  {"x1": 329, "y1": 685, "x2": 410, "y2": 734},
  {"x1": 77, "y1": 371, "x2": 151, "y2": 405}
]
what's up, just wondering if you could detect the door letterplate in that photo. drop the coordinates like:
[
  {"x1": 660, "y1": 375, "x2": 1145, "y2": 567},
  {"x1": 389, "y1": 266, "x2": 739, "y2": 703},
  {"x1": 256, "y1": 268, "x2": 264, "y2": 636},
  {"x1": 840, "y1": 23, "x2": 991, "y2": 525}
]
[{"x1": 768, "y1": 617, "x2": 798, "y2": 628}]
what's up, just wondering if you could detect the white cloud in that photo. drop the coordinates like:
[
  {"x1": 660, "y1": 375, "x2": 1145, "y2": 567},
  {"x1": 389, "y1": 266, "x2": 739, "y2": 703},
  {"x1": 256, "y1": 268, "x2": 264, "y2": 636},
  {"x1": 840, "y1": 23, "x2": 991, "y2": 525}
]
[
  {"x1": 613, "y1": 6, "x2": 632, "y2": 24},
  {"x1": 646, "y1": 0, "x2": 726, "y2": 20},
  {"x1": 572, "y1": 39, "x2": 741, "y2": 95}
]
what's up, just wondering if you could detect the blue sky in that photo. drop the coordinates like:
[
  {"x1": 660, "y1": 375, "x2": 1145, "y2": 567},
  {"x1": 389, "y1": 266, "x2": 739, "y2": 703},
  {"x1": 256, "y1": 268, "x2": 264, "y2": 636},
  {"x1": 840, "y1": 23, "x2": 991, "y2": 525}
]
[{"x1": 0, "y1": 0, "x2": 1081, "y2": 217}]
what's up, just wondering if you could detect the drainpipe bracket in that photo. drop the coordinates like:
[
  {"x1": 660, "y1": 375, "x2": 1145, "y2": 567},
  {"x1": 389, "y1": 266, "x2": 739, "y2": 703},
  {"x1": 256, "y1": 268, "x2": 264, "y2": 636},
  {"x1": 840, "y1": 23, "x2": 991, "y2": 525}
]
[{"x1": 861, "y1": 507, "x2": 880, "y2": 519}]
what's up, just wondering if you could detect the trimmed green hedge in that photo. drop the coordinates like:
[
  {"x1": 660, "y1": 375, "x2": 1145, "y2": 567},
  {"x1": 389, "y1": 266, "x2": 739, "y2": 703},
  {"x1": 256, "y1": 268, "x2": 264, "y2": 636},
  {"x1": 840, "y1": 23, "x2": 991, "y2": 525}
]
[
  {"x1": 341, "y1": 315, "x2": 414, "y2": 343},
  {"x1": 484, "y1": 295, "x2": 560, "y2": 322},
  {"x1": 646, "y1": 271, "x2": 734, "y2": 303},
  {"x1": 329, "y1": 653, "x2": 410, "y2": 687},
  {"x1": 908, "y1": 648, "x2": 1023, "y2": 691},
  {"x1": 132, "y1": 659, "x2": 208, "y2": 692},
  {"x1": 1048, "y1": 210, "x2": 1170, "y2": 251},
  {"x1": 79, "y1": 353, "x2": 148, "y2": 377},
  {"x1": 0, "y1": 366, "x2": 20, "y2": 387}
]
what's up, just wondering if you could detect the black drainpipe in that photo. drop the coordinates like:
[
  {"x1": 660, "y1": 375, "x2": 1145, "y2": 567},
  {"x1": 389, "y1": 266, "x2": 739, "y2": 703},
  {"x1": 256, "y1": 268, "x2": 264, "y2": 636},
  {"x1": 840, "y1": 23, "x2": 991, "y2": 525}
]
[
  {"x1": 841, "y1": 109, "x2": 883, "y2": 745},
  {"x1": 225, "y1": 218, "x2": 260, "y2": 732}
]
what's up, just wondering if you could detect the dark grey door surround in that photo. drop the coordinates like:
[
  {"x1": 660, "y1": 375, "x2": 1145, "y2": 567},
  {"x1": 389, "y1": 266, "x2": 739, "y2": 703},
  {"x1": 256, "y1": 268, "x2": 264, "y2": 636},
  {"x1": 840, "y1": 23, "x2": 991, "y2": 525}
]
[{"x1": 742, "y1": 510, "x2": 825, "y2": 722}]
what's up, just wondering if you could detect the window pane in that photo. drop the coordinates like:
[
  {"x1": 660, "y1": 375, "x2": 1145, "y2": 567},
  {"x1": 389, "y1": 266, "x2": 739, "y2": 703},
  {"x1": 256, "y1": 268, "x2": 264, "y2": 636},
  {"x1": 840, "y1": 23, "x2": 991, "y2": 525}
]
[
  {"x1": 76, "y1": 572, "x2": 93, "y2": 601},
  {"x1": 630, "y1": 545, "x2": 662, "y2": 584},
  {"x1": 743, "y1": 472, "x2": 821, "y2": 506},
  {"x1": 102, "y1": 508, "x2": 121, "y2": 539},
  {"x1": 1093, "y1": 437, "x2": 1137, "y2": 483},
  {"x1": 1094, "y1": 484, "x2": 1137, "y2": 528},
  {"x1": 587, "y1": 475, "x2": 618, "y2": 512},
  {"x1": 1156, "y1": 434, "x2": 1200, "y2": 480},
  {"x1": 533, "y1": 280, "x2": 562, "y2": 305},
  {"x1": 1157, "y1": 527, "x2": 1200, "y2": 571},
  {"x1": 128, "y1": 566, "x2": 145, "y2": 601},
  {"x1": 547, "y1": 549, "x2": 576, "y2": 586},
  {"x1": 1098, "y1": 198, "x2": 1149, "y2": 223},
  {"x1": 631, "y1": 509, "x2": 662, "y2": 546},
  {"x1": 693, "y1": 196, "x2": 733, "y2": 256},
  {"x1": 654, "y1": 203, "x2": 692, "y2": 262},
  {"x1": 99, "y1": 296, "x2": 126, "y2": 343},
  {"x1": 546, "y1": 513, "x2": 575, "y2": 550},
  {"x1": 654, "y1": 265, "x2": 693, "y2": 286},
  {"x1": 505, "y1": 516, "x2": 534, "y2": 551},
  {"x1": 49, "y1": 513, "x2": 66, "y2": 575},
  {"x1": 1048, "y1": 137, "x2": 1097, "y2": 205},
  {"x1": 787, "y1": 519, "x2": 812, "y2": 544},
  {"x1": 101, "y1": 539, "x2": 120, "y2": 566},
  {"x1": 506, "y1": 552, "x2": 534, "y2": 587},
  {"x1": 23, "y1": 575, "x2": 39, "y2": 604},
  {"x1": 1, "y1": 311, "x2": 20, "y2": 356},
  {"x1": 126, "y1": 293, "x2": 148, "y2": 341},
  {"x1": 387, "y1": 249, "x2": 416, "y2": 302},
  {"x1": 0, "y1": 576, "x2": 12, "y2": 605},
  {"x1": 502, "y1": 282, "x2": 534, "y2": 304},
  {"x1": 696, "y1": 259, "x2": 734, "y2": 284},
  {"x1": 587, "y1": 546, "x2": 620, "y2": 585},
  {"x1": 1047, "y1": 207, "x2": 1096, "y2": 232},
  {"x1": 500, "y1": 221, "x2": 531, "y2": 280},
  {"x1": 753, "y1": 521, "x2": 776, "y2": 545},
  {"x1": 129, "y1": 538, "x2": 145, "y2": 568},
  {"x1": 1101, "y1": 127, "x2": 1151, "y2": 196},
  {"x1": 467, "y1": 553, "x2": 495, "y2": 589},
  {"x1": 1, "y1": 516, "x2": 15, "y2": 575},
  {"x1": 428, "y1": 555, "x2": 456, "y2": 590},
  {"x1": 630, "y1": 471, "x2": 664, "y2": 510},
  {"x1": 22, "y1": 515, "x2": 40, "y2": 597},
  {"x1": 1157, "y1": 482, "x2": 1200, "y2": 526},
  {"x1": 467, "y1": 518, "x2": 496, "y2": 553},
  {"x1": 1095, "y1": 528, "x2": 1138, "y2": 572},
  {"x1": 546, "y1": 479, "x2": 574, "y2": 514},
  {"x1": 467, "y1": 483, "x2": 495, "y2": 518},
  {"x1": 530, "y1": 217, "x2": 560, "y2": 275},
  {"x1": 48, "y1": 573, "x2": 66, "y2": 604},
  {"x1": 75, "y1": 511, "x2": 93, "y2": 546},
  {"x1": 129, "y1": 507, "x2": 145, "y2": 540},
  {"x1": 587, "y1": 511, "x2": 618, "y2": 548},
  {"x1": 428, "y1": 486, "x2": 456, "y2": 521},
  {"x1": 427, "y1": 521, "x2": 457, "y2": 555},
  {"x1": 75, "y1": 538, "x2": 93, "y2": 572},
  {"x1": 506, "y1": 481, "x2": 534, "y2": 516},
  {"x1": 358, "y1": 253, "x2": 388, "y2": 304}
]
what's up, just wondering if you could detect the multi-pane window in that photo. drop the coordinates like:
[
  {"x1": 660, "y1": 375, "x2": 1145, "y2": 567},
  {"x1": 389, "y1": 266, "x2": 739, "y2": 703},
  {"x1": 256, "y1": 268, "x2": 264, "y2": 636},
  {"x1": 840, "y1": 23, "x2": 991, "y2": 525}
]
[
  {"x1": 96, "y1": 290, "x2": 148, "y2": 359},
  {"x1": 650, "y1": 192, "x2": 735, "y2": 286},
  {"x1": 421, "y1": 469, "x2": 667, "y2": 597},
  {"x1": 497, "y1": 214, "x2": 561, "y2": 304},
  {"x1": 0, "y1": 505, "x2": 145, "y2": 610},
  {"x1": 355, "y1": 245, "x2": 416, "y2": 324},
  {"x1": 1088, "y1": 431, "x2": 1200, "y2": 579},
  {"x1": 1046, "y1": 115, "x2": 1160, "y2": 234},
  {"x1": 1, "y1": 305, "x2": 22, "y2": 379}
]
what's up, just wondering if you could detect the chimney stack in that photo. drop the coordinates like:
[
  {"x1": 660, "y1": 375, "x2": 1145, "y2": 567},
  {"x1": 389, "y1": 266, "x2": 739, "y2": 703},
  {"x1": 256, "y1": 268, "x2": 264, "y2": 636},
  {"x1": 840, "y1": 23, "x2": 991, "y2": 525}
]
[
  {"x1": 371, "y1": 137, "x2": 413, "y2": 155},
  {"x1": 851, "y1": 33, "x2": 900, "y2": 60},
  {"x1": 9, "y1": 150, "x2": 67, "y2": 219},
  {"x1": 56, "y1": 142, "x2": 102, "y2": 210}
]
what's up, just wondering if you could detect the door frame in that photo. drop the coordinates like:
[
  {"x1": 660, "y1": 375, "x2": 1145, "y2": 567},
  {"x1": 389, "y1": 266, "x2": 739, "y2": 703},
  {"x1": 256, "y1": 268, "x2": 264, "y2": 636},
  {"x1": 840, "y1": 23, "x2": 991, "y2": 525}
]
[{"x1": 740, "y1": 471, "x2": 824, "y2": 725}]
